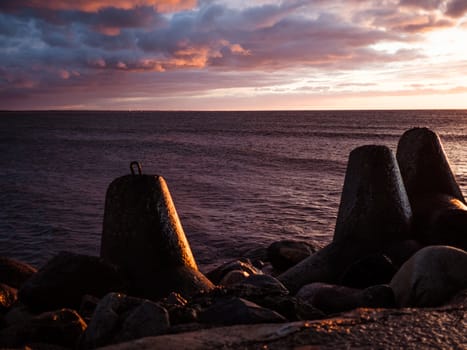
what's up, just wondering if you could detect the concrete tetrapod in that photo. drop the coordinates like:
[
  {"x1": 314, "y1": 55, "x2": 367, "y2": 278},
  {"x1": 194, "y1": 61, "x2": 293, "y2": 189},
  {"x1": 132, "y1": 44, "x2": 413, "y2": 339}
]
[
  {"x1": 279, "y1": 145, "x2": 412, "y2": 293},
  {"x1": 397, "y1": 128, "x2": 467, "y2": 250},
  {"x1": 101, "y1": 166, "x2": 213, "y2": 299}
]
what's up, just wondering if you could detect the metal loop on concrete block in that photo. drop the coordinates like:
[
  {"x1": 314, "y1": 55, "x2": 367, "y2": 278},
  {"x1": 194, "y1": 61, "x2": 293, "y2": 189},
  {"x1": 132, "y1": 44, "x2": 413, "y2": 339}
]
[{"x1": 130, "y1": 161, "x2": 142, "y2": 176}]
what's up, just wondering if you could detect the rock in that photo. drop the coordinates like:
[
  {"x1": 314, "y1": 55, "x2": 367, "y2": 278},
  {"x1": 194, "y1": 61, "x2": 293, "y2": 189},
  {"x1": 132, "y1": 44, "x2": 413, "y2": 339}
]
[
  {"x1": 79, "y1": 294, "x2": 100, "y2": 324},
  {"x1": 101, "y1": 172, "x2": 213, "y2": 299},
  {"x1": 279, "y1": 145, "x2": 412, "y2": 293},
  {"x1": 0, "y1": 256, "x2": 37, "y2": 289},
  {"x1": 240, "y1": 246, "x2": 269, "y2": 267},
  {"x1": 0, "y1": 308, "x2": 86, "y2": 348},
  {"x1": 199, "y1": 297, "x2": 286, "y2": 325},
  {"x1": 0, "y1": 283, "x2": 17, "y2": 312},
  {"x1": 206, "y1": 259, "x2": 262, "y2": 285},
  {"x1": 267, "y1": 240, "x2": 317, "y2": 270},
  {"x1": 159, "y1": 293, "x2": 197, "y2": 325},
  {"x1": 334, "y1": 145, "x2": 412, "y2": 244},
  {"x1": 219, "y1": 270, "x2": 249, "y2": 287},
  {"x1": 296, "y1": 282, "x2": 394, "y2": 314},
  {"x1": 254, "y1": 295, "x2": 325, "y2": 321},
  {"x1": 2, "y1": 303, "x2": 34, "y2": 327},
  {"x1": 390, "y1": 245, "x2": 467, "y2": 307},
  {"x1": 227, "y1": 274, "x2": 289, "y2": 300},
  {"x1": 397, "y1": 128, "x2": 466, "y2": 249},
  {"x1": 382, "y1": 240, "x2": 422, "y2": 269},
  {"x1": 81, "y1": 292, "x2": 170, "y2": 348},
  {"x1": 18, "y1": 252, "x2": 125, "y2": 312},
  {"x1": 339, "y1": 254, "x2": 397, "y2": 289}
]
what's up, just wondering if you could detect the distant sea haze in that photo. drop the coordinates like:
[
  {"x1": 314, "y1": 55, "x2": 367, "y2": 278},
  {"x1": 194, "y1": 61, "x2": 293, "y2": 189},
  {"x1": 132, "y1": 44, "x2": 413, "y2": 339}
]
[{"x1": 1, "y1": 110, "x2": 466, "y2": 271}]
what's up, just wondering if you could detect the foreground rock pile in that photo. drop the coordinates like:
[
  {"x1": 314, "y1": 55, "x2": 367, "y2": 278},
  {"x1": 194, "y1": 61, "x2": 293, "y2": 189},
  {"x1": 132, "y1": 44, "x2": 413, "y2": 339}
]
[{"x1": 0, "y1": 127, "x2": 466, "y2": 349}]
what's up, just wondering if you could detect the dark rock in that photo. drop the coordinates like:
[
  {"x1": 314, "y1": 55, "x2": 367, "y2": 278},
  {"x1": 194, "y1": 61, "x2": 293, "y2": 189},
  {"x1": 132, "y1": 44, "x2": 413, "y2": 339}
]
[
  {"x1": 254, "y1": 295, "x2": 325, "y2": 321},
  {"x1": 383, "y1": 240, "x2": 422, "y2": 269},
  {"x1": 227, "y1": 274, "x2": 289, "y2": 299},
  {"x1": 267, "y1": 240, "x2": 317, "y2": 271},
  {"x1": 0, "y1": 256, "x2": 37, "y2": 289},
  {"x1": 159, "y1": 293, "x2": 197, "y2": 325},
  {"x1": 79, "y1": 294, "x2": 100, "y2": 324},
  {"x1": 339, "y1": 254, "x2": 397, "y2": 289},
  {"x1": 334, "y1": 145, "x2": 412, "y2": 244},
  {"x1": 206, "y1": 259, "x2": 262, "y2": 285},
  {"x1": 219, "y1": 270, "x2": 249, "y2": 286},
  {"x1": 240, "y1": 247, "x2": 269, "y2": 267},
  {"x1": 81, "y1": 292, "x2": 170, "y2": 348},
  {"x1": 101, "y1": 173, "x2": 213, "y2": 299},
  {"x1": 199, "y1": 297, "x2": 286, "y2": 325},
  {"x1": 296, "y1": 282, "x2": 394, "y2": 314},
  {"x1": 0, "y1": 283, "x2": 17, "y2": 312},
  {"x1": 0, "y1": 308, "x2": 86, "y2": 348},
  {"x1": 2, "y1": 303, "x2": 34, "y2": 327},
  {"x1": 18, "y1": 252, "x2": 125, "y2": 312},
  {"x1": 390, "y1": 245, "x2": 467, "y2": 307}
]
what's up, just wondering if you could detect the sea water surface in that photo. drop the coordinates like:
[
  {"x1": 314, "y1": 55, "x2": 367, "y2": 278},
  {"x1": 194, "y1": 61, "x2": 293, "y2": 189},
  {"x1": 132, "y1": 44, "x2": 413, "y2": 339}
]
[{"x1": 0, "y1": 110, "x2": 466, "y2": 272}]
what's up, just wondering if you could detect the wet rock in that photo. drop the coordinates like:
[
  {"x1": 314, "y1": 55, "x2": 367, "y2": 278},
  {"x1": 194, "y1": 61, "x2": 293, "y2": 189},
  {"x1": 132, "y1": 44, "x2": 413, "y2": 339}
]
[
  {"x1": 390, "y1": 245, "x2": 467, "y2": 307},
  {"x1": 159, "y1": 293, "x2": 197, "y2": 325},
  {"x1": 199, "y1": 297, "x2": 286, "y2": 325},
  {"x1": 206, "y1": 259, "x2": 262, "y2": 285},
  {"x1": 241, "y1": 246, "x2": 269, "y2": 268},
  {"x1": 81, "y1": 292, "x2": 169, "y2": 348},
  {"x1": 219, "y1": 270, "x2": 249, "y2": 287},
  {"x1": 0, "y1": 283, "x2": 17, "y2": 312},
  {"x1": 397, "y1": 127, "x2": 466, "y2": 249},
  {"x1": 18, "y1": 252, "x2": 125, "y2": 312},
  {"x1": 267, "y1": 240, "x2": 317, "y2": 270},
  {"x1": 279, "y1": 146, "x2": 412, "y2": 293},
  {"x1": 101, "y1": 173, "x2": 213, "y2": 299},
  {"x1": 0, "y1": 308, "x2": 86, "y2": 348},
  {"x1": 2, "y1": 303, "x2": 34, "y2": 327},
  {"x1": 339, "y1": 254, "x2": 397, "y2": 289},
  {"x1": 296, "y1": 282, "x2": 394, "y2": 314},
  {"x1": 227, "y1": 274, "x2": 289, "y2": 299},
  {"x1": 0, "y1": 256, "x2": 37, "y2": 289}
]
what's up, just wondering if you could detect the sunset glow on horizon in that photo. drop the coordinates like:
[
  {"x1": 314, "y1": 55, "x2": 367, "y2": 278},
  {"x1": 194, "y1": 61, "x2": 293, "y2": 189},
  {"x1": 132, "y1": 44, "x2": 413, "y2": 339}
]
[{"x1": 2, "y1": 0, "x2": 467, "y2": 110}]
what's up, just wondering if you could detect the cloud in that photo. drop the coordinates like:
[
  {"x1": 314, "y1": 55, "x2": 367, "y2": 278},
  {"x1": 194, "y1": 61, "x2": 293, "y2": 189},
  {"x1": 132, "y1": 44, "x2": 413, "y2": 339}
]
[
  {"x1": 0, "y1": 0, "x2": 466, "y2": 109},
  {"x1": 446, "y1": 0, "x2": 467, "y2": 17}
]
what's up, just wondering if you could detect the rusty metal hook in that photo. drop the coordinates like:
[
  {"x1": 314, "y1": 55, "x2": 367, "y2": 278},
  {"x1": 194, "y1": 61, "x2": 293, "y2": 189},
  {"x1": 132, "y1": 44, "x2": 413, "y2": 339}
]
[{"x1": 130, "y1": 161, "x2": 142, "y2": 176}]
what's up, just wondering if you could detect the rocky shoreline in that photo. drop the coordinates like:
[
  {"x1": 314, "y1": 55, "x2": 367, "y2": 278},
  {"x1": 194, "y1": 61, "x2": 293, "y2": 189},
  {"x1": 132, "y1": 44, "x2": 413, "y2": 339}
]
[{"x1": 0, "y1": 127, "x2": 466, "y2": 349}]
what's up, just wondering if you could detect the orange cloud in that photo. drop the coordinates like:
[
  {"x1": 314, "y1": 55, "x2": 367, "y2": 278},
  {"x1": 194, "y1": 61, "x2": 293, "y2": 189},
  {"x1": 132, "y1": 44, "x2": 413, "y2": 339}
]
[{"x1": 4, "y1": 0, "x2": 196, "y2": 13}]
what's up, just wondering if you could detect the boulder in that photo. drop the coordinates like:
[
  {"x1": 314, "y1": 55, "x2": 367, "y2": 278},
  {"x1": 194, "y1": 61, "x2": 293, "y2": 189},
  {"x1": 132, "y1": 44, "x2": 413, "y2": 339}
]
[
  {"x1": 267, "y1": 240, "x2": 317, "y2": 270},
  {"x1": 253, "y1": 295, "x2": 325, "y2": 321},
  {"x1": 101, "y1": 172, "x2": 213, "y2": 299},
  {"x1": 390, "y1": 245, "x2": 467, "y2": 307},
  {"x1": 0, "y1": 308, "x2": 86, "y2": 348},
  {"x1": 219, "y1": 270, "x2": 249, "y2": 287},
  {"x1": 199, "y1": 297, "x2": 286, "y2": 325},
  {"x1": 206, "y1": 259, "x2": 262, "y2": 285},
  {"x1": 81, "y1": 292, "x2": 169, "y2": 349},
  {"x1": 0, "y1": 256, "x2": 37, "y2": 289},
  {"x1": 339, "y1": 254, "x2": 397, "y2": 289},
  {"x1": 227, "y1": 274, "x2": 289, "y2": 300},
  {"x1": 0, "y1": 283, "x2": 17, "y2": 312},
  {"x1": 296, "y1": 282, "x2": 395, "y2": 314},
  {"x1": 382, "y1": 240, "x2": 422, "y2": 269},
  {"x1": 18, "y1": 252, "x2": 125, "y2": 312}
]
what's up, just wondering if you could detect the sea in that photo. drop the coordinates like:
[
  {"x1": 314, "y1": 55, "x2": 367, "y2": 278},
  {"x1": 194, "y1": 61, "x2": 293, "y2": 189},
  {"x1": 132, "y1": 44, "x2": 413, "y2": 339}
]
[{"x1": 0, "y1": 110, "x2": 466, "y2": 273}]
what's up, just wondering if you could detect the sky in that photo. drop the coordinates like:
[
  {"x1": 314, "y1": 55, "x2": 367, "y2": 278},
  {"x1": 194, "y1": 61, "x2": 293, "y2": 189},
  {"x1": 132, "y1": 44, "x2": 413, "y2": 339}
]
[{"x1": 1, "y1": 0, "x2": 467, "y2": 110}]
